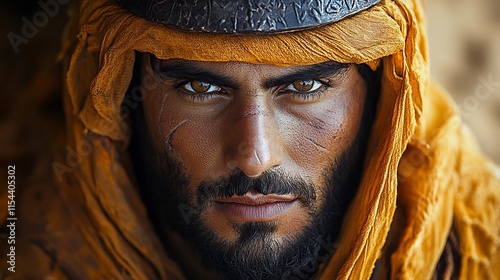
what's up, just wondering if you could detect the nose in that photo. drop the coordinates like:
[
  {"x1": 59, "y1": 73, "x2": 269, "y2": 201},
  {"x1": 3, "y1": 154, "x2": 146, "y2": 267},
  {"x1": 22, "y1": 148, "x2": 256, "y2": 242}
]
[{"x1": 223, "y1": 100, "x2": 285, "y2": 177}]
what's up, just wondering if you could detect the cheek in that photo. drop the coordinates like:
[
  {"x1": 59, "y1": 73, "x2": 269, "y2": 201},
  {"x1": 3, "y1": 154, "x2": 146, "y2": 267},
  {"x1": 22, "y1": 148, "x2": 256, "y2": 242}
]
[
  {"x1": 280, "y1": 86, "x2": 366, "y2": 186},
  {"x1": 143, "y1": 91, "x2": 226, "y2": 185},
  {"x1": 169, "y1": 121, "x2": 225, "y2": 184}
]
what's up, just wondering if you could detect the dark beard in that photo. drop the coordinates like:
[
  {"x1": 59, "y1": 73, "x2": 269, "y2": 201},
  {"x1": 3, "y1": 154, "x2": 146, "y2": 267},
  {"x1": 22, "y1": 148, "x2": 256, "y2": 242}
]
[
  {"x1": 128, "y1": 59, "x2": 379, "y2": 280},
  {"x1": 182, "y1": 154, "x2": 362, "y2": 280}
]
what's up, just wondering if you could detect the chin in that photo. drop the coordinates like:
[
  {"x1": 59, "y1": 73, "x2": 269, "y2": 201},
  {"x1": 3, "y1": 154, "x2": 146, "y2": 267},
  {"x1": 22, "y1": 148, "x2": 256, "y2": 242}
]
[{"x1": 190, "y1": 214, "x2": 333, "y2": 280}]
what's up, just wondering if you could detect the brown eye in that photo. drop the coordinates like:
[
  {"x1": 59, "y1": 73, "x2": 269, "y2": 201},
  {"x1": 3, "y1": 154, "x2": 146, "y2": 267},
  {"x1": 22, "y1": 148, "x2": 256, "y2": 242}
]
[
  {"x1": 293, "y1": 80, "x2": 314, "y2": 91},
  {"x1": 183, "y1": 81, "x2": 222, "y2": 93},
  {"x1": 191, "y1": 81, "x2": 210, "y2": 92},
  {"x1": 285, "y1": 80, "x2": 322, "y2": 92}
]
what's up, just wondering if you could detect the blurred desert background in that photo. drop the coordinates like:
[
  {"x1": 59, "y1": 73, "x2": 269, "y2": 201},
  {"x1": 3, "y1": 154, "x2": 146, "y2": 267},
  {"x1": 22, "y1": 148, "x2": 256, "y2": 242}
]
[
  {"x1": 0, "y1": 0, "x2": 499, "y2": 167},
  {"x1": 426, "y1": 0, "x2": 500, "y2": 163}
]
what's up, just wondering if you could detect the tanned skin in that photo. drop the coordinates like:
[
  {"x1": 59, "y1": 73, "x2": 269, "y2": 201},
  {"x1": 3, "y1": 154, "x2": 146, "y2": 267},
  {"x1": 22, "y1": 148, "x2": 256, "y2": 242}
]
[{"x1": 129, "y1": 55, "x2": 379, "y2": 280}]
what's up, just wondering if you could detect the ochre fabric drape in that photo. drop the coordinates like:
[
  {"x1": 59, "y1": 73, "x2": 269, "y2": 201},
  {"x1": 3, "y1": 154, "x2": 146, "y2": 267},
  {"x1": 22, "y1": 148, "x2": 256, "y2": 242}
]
[{"x1": 3, "y1": 0, "x2": 499, "y2": 279}]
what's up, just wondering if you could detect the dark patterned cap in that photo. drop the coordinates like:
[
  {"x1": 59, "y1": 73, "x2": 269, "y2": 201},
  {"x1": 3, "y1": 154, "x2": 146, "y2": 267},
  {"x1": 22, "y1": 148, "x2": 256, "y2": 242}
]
[{"x1": 116, "y1": 0, "x2": 380, "y2": 34}]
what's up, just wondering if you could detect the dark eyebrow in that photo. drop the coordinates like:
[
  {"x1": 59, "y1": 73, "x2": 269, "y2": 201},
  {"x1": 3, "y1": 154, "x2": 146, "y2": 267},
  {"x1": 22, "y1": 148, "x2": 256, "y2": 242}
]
[
  {"x1": 263, "y1": 61, "x2": 349, "y2": 89},
  {"x1": 155, "y1": 60, "x2": 349, "y2": 89},
  {"x1": 156, "y1": 61, "x2": 239, "y2": 88}
]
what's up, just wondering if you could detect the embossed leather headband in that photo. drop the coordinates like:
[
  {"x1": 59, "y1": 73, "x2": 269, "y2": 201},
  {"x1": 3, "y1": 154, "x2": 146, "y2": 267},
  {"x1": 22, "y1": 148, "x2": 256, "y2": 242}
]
[{"x1": 116, "y1": 0, "x2": 381, "y2": 33}]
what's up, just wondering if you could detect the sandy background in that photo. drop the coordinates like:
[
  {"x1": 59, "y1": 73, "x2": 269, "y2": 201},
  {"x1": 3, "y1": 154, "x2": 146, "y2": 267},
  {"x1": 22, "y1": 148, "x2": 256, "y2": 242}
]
[{"x1": 426, "y1": 0, "x2": 500, "y2": 163}]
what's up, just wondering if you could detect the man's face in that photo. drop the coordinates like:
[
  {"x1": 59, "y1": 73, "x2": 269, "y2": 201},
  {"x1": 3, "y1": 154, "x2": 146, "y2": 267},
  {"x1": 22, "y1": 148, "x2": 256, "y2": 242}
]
[{"x1": 130, "y1": 55, "x2": 373, "y2": 279}]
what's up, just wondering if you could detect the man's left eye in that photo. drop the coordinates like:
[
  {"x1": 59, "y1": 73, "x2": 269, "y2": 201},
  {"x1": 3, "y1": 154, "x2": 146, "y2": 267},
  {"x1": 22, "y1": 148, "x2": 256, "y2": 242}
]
[
  {"x1": 183, "y1": 81, "x2": 222, "y2": 93},
  {"x1": 284, "y1": 80, "x2": 323, "y2": 92}
]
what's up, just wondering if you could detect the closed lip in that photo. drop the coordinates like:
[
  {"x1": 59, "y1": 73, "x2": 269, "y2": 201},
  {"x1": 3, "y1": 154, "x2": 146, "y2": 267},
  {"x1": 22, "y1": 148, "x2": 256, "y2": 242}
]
[
  {"x1": 213, "y1": 192, "x2": 296, "y2": 205},
  {"x1": 213, "y1": 192, "x2": 298, "y2": 222}
]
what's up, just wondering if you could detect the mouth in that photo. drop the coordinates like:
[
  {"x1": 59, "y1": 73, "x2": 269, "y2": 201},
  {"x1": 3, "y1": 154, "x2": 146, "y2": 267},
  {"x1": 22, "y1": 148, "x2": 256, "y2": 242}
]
[{"x1": 213, "y1": 192, "x2": 298, "y2": 222}]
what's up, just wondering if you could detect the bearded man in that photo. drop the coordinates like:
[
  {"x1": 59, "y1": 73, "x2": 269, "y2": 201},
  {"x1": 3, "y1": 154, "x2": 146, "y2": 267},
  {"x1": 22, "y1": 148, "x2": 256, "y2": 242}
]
[{"x1": 1, "y1": 0, "x2": 500, "y2": 279}]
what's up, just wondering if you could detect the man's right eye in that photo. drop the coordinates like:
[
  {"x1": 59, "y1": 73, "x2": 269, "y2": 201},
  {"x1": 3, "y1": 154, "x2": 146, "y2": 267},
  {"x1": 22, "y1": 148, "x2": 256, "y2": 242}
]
[{"x1": 183, "y1": 81, "x2": 222, "y2": 93}]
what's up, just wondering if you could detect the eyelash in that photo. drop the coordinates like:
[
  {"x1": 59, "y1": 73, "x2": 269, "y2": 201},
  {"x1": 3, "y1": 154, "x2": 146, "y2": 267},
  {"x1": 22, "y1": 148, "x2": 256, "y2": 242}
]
[
  {"x1": 290, "y1": 90, "x2": 325, "y2": 101},
  {"x1": 174, "y1": 80, "x2": 222, "y2": 102},
  {"x1": 281, "y1": 80, "x2": 331, "y2": 101}
]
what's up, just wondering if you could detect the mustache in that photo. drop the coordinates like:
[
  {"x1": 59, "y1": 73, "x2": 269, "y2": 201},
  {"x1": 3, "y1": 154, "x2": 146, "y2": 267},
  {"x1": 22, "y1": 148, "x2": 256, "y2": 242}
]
[{"x1": 196, "y1": 169, "x2": 317, "y2": 206}]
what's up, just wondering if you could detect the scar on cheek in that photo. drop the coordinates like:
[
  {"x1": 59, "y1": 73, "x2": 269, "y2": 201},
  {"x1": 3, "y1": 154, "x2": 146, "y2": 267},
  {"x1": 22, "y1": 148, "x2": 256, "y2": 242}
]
[
  {"x1": 305, "y1": 137, "x2": 331, "y2": 154},
  {"x1": 163, "y1": 119, "x2": 189, "y2": 152}
]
